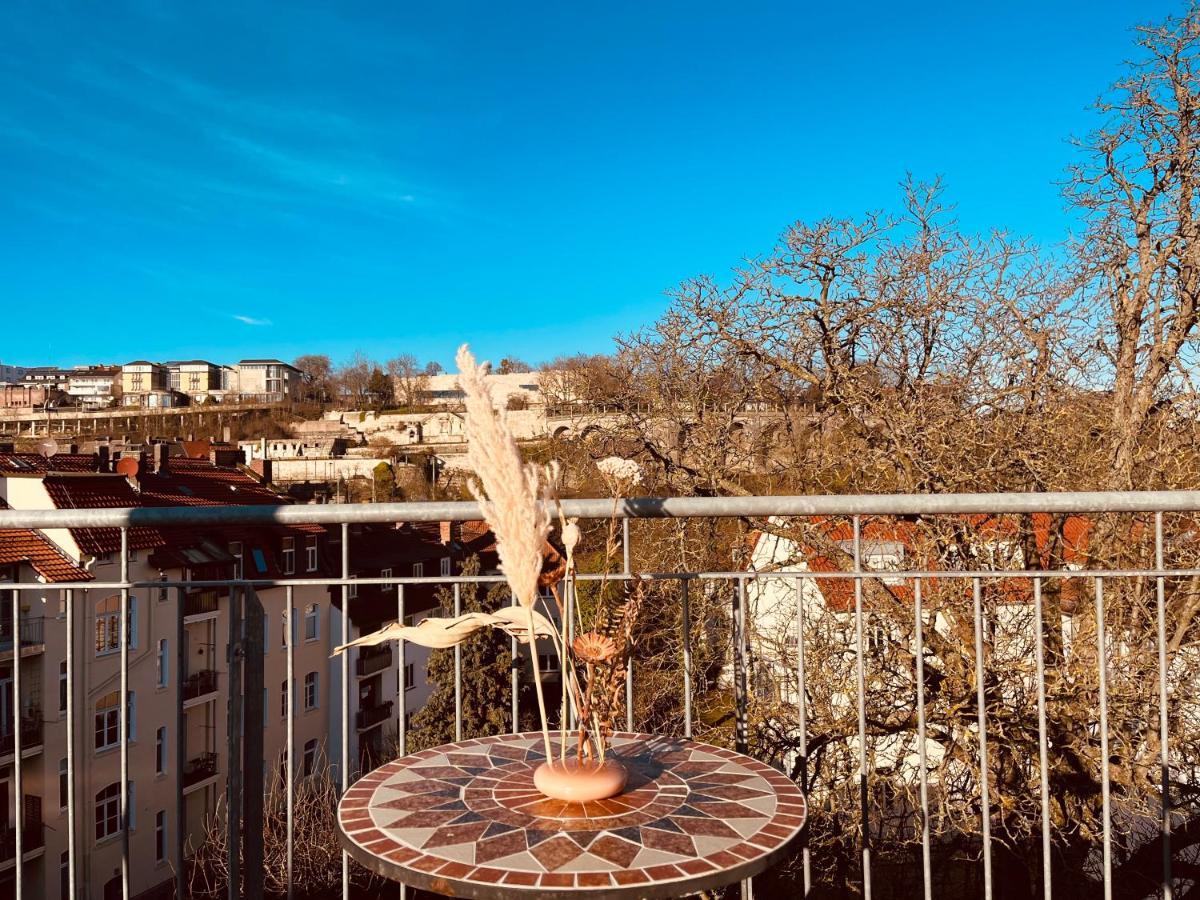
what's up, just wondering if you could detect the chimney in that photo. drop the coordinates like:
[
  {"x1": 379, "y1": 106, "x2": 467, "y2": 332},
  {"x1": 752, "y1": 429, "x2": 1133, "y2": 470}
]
[
  {"x1": 439, "y1": 521, "x2": 462, "y2": 545},
  {"x1": 250, "y1": 458, "x2": 273, "y2": 483},
  {"x1": 222, "y1": 425, "x2": 232, "y2": 443},
  {"x1": 96, "y1": 444, "x2": 110, "y2": 473},
  {"x1": 0, "y1": 442, "x2": 13, "y2": 454},
  {"x1": 152, "y1": 442, "x2": 170, "y2": 475}
]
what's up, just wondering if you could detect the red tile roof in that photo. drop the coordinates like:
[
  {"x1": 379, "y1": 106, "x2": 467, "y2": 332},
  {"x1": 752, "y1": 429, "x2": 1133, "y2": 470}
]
[
  {"x1": 42, "y1": 474, "x2": 166, "y2": 556},
  {"x1": 0, "y1": 453, "x2": 99, "y2": 475},
  {"x1": 0, "y1": 500, "x2": 92, "y2": 583}
]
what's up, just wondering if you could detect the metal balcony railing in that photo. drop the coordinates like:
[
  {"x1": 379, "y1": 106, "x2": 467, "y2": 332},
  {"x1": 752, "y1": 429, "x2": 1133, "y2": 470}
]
[
  {"x1": 182, "y1": 752, "x2": 218, "y2": 788},
  {"x1": 1, "y1": 491, "x2": 1199, "y2": 900},
  {"x1": 356, "y1": 700, "x2": 393, "y2": 731},
  {"x1": 183, "y1": 590, "x2": 219, "y2": 618},
  {"x1": 0, "y1": 615, "x2": 43, "y2": 652},
  {"x1": 355, "y1": 644, "x2": 392, "y2": 677},
  {"x1": 182, "y1": 669, "x2": 218, "y2": 701},
  {"x1": 0, "y1": 718, "x2": 42, "y2": 758},
  {"x1": 0, "y1": 811, "x2": 44, "y2": 865}
]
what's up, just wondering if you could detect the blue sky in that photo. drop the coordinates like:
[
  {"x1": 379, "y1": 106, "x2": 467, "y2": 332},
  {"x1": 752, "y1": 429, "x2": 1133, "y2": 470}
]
[{"x1": 0, "y1": 1, "x2": 1178, "y2": 370}]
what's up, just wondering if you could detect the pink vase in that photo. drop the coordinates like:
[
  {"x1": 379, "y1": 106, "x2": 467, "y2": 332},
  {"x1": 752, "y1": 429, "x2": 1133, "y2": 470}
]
[{"x1": 533, "y1": 758, "x2": 628, "y2": 802}]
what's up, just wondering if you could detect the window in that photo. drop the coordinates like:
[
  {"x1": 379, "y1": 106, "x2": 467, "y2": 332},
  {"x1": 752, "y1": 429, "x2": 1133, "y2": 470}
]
[
  {"x1": 347, "y1": 577, "x2": 358, "y2": 600},
  {"x1": 381, "y1": 568, "x2": 392, "y2": 592},
  {"x1": 94, "y1": 691, "x2": 134, "y2": 751},
  {"x1": 60, "y1": 851, "x2": 69, "y2": 900},
  {"x1": 537, "y1": 652, "x2": 560, "y2": 673},
  {"x1": 306, "y1": 537, "x2": 318, "y2": 572},
  {"x1": 304, "y1": 604, "x2": 318, "y2": 641},
  {"x1": 282, "y1": 537, "x2": 295, "y2": 575},
  {"x1": 229, "y1": 541, "x2": 243, "y2": 579},
  {"x1": 59, "y1": 660, "x2": 67, "y2": 714},
  {"x1": 95, "y1": 692, "x2": 119, "y2": 751},
  {"x1": 94, "y1": 595, "x2": 138, "y2": 654},
  {"x1": 251, "y1": 548, "x2": 267, "y2": 574},
  {"x1": 412, "y1": 562, "x2": 423, "y2": 578},
  {"x1": 404, "y1": 663, "x2": 414, "y2": 691},
  {"x1": 95, "y1": 783, "x2": 121, "y2": 841},
  {"x1": 59, "y1": 758, "x2": 68, "y2": 808},
  {"x1": 155, "y1": 726, "x2": 166, "y2": 775},
  {"x1": 304, "y1": 672, "x2": 319, "y2": 710},
  {"x1": 96, "y1": 551, "x2": 114, "y2": 565},
  {"x1": 156, "y1": 639, "x2": 168, "y2": 688},
  {"x1": 128, "y1": 548, "x2": 137, "y2": 563},
  {"x1": 155, "y1": 810, "x2": 166, "y2": 863},
  {"x1": 440, "y1": 557, "x2": 451, "y2": 577},
  {"x1": 158, "y1": 572, "x2": 168, "y2": 603},
  {"x1": 303, "y1": 739, "x2": 317, "y2": 776}
]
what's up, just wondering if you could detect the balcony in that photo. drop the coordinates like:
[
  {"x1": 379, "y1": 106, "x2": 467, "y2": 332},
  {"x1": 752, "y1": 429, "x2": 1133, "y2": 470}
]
[
  {"x1": 0, "y1": 718, "x2": 43, "y2": 762},
  {"x1": 182, "y1": 752, "x2": 218, "y2": 791},
  {"x1": 0, "y1": 616, "x2": 44, "y2": 658},
  {"x1": 356, "y1": 700, "x2": 392, "y2": 731},
  {"x1": 0, "y1": 493, "x2": 1195, "y2": 900},
  {"x1": 0, "y1": 805, "x2": 44, "y2": 870},
  {"x1": 182, "y1": 669, "x2": 218, "y2": 705},
  {"x1": 355, "y1": 644, "x2": 391, "y2": 677},
  {"x1": 183, "y1": 590, "x2": 219, "y2": 619}
]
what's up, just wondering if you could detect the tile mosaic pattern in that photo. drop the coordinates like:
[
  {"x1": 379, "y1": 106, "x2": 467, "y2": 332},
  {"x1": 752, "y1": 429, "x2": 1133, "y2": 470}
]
[{"x1": 338, "y1": 732, "x2": 806, "y2": 898}]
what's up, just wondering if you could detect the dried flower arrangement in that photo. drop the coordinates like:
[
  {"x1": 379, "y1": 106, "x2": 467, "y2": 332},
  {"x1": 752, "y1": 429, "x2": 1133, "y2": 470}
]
[{"x1": 334, "y1": 346, "x2": 646, "y2": 801}]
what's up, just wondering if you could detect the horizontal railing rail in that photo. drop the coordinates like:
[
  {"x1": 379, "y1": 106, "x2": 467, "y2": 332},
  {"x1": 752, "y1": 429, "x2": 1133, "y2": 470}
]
[{"x1": 2, "y1": 491, "x2": 1196, "y2": 900}]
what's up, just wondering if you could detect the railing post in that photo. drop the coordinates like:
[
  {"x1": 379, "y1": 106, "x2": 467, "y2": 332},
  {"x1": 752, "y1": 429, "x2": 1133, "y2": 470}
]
[
  {"x1": 795, "y1": 576, "x2": 810, "y2": 896},
  {"x1": 852, "y1": 516, "x2": 871, "y2": 899},
  {"x1": 244, "y1": 587, "x2": 265, "y2": 899},
  {"x1": 120, "y1": 527, "x2": 130, "y2": 900},
  {"x1": 914, "y1": 579, "x2": 932, "y2": 900},
  {"x1": 175, "y1": 587, "x2": 186, "y2": 900},
  {"x1": 66, "y1": 587, "x2": 77, "y2": 900},
  {"x1": 1156, "y1": 513, "x2": 1173, "y2": 900},
  {"x1": 226, "y1": 585, "x2": 243, "y2": 900},
  {"x1": 454, "y1": 583, "x2": 462, "y2": 742},
  {"x1": 973, "y1": 577, "x2": 993, "y2": 900},
  {"x1": 733, "y1": 577, "x2": 748, "y2": 754},
  {"x1": 10, "y1": 583, "x2": 21, "y2": 899},
  {"x1": 681, "y1": 578, "x2": 692, "y2": 740},
  {"x1": 286, "y1": 585, "x2": 295, "y2": 900}
]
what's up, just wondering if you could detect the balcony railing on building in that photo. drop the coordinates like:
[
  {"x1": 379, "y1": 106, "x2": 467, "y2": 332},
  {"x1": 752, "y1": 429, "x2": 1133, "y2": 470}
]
[
  {"x1": 182, "y1": 752, "x2": 219, "y2": 788},
  {"x1": 355, "y1": 644, "x2": 392, "y2": 677},
  {"x1": 0, "y1": 615, "x2": 43, "y2": 654},
  {"x1": 356, "y1": 700, "x2": 393, "y2": 731},
  {"x1": 0, "y1": 799, "x2": 44, "y2": 867},
  {"x1": 0, "y1": 717, "x2": 42, "y2": 758},
  {"x1": 182, "y1": 669, "x2": 218, "y2": 702},
  {"x1": 183, "y1": 590, "x2": 219, "y2": 618}
]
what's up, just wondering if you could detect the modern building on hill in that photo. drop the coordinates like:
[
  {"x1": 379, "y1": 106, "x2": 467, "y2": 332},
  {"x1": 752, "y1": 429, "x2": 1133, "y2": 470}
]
[
  {"x1": 120, "y1": 362, "x2": 180, "y2": 409},
  {"x1": 235, "y1": 360, "x2": 301, "y2": 404},
  {"x1": 0, "y1": 363, "x2": 26, "y2": 385}
]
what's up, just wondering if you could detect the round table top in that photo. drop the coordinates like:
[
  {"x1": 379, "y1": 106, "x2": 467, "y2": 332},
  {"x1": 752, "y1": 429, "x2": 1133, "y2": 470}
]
[{"x1": 337, "y1": 731, "x2": 806, "y2": 900}]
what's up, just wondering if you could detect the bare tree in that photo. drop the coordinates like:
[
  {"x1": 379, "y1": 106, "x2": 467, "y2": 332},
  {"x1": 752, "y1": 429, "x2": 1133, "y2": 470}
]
[
  {"x1": 293, "y1": 354, "x2": 333, "y2": 404},
  {"x1": 386, "y1": 353, "x2": 429, "y2": 408}
]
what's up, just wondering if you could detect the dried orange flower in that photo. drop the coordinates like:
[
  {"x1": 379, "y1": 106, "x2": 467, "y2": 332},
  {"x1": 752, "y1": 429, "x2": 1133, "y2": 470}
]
[{"x1": 572, "y1": 632, "x2": 618, "y2": 664}]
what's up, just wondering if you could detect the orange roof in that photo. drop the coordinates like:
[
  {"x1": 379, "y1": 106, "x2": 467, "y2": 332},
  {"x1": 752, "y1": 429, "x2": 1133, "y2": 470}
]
[{"x1": 0, "y1": 500, "x2": 91, "y2": 582}]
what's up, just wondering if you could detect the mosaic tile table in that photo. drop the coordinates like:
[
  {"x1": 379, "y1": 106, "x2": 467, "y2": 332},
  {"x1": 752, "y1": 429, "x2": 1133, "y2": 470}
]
[{"x1": 337, "y1": 732, "x2": 807, "y2": 899}]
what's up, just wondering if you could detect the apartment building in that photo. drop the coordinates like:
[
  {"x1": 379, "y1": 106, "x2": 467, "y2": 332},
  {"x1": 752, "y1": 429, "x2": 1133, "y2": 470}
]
[
  {"x1": 120, "y1": 362, "x2": 180, "y2": 409},
  {"x1": 330, "y1": 521, "x2": 499, "y2": 777},
  {"x1": 65, "y1": 368, "x2": 120, "y2": 410},
  {"x1": 0, "y1": 386, "x2": 58, "y2": 411},
  {"x1": 234, "y1": 360, "x2": 301, "y2": 404},
  {"x1": 0, "y1": 446, "x2": 338, "y2": 898}
]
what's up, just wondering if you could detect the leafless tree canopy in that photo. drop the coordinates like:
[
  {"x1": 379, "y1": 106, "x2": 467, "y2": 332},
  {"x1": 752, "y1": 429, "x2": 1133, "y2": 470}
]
[{"x1": 546, "y1": 10, "x2": 1200, "y2": 898}]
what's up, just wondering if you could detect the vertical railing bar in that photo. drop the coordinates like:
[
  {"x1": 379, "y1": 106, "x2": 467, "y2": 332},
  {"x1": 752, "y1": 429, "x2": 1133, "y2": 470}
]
[
  {"x1": 622, "y1": 516, "x2": 631, "y2": 575},
  {"x1": 1096, "y1": 576, "x2": 1113, "y2": 900},
  {"x1": 973, "y1": 576, "x2": 993, "y2": 900},
  {"x1": 398, "y1": 585, "x2": 406, "y2": 756},
  {"x1": 120, "y1": 526, "x2": 130, "y2": 900},
  {"x1": 734, "y1": 576, "x2": 749, "y2": 753},
  {"x1": 853, "y1": 515, "x2": 871, "y2": 900},
  {"x1": 1034, "y1": 578, "x2": 1052, "y2": 900},
  {"x1": 625, "y1": 652, "x2": 634, "y2": 733},
  {"x1": 11, "y1": 581, "x2": 21, "y2": 899},
  {"x1": 397, "y1": 585, "x2": 408, "y2": 900},
  {"x1": 568, "y1": 577, "x2": 578, "y2": 730},
  {"x1": 681, "y1": 578, "x2": 693, "y2": 740},
  {"x1": 174, "y1": 587, "x2": 185, "y2": 900},
  {"x1": 511, "y1": 629, "x2": 520, "y2": 734},
  {"x1": 736, "y1": 574, "x2": 751, "y2": 900},
  {"x1": 454, "y1": 583, "x2": 463, "y2": 742},
  {"x1": 67, "y1": 587, "x2": 77, "y2": 900},
  {"x1": 795, "y1": 576, "x2": 811, "y2": 896},
  {"x1": 341, "y1": 523, "x2": 350, "y2": 900},
  {"x1": 286, "y1": 585, "x2": 295, "y2": 900},
  {"x1": 1155, "y1": 512, "x2": 1173, "y2": 900},
  {"x1": 914, "y1": 578, "x2": 932, "y2": 900}
]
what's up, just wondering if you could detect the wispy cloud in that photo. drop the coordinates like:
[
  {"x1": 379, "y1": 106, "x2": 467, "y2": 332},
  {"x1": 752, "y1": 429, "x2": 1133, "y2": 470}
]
[{"x1": 232, "y1": 314, "x2": 272, "y2": 326}]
